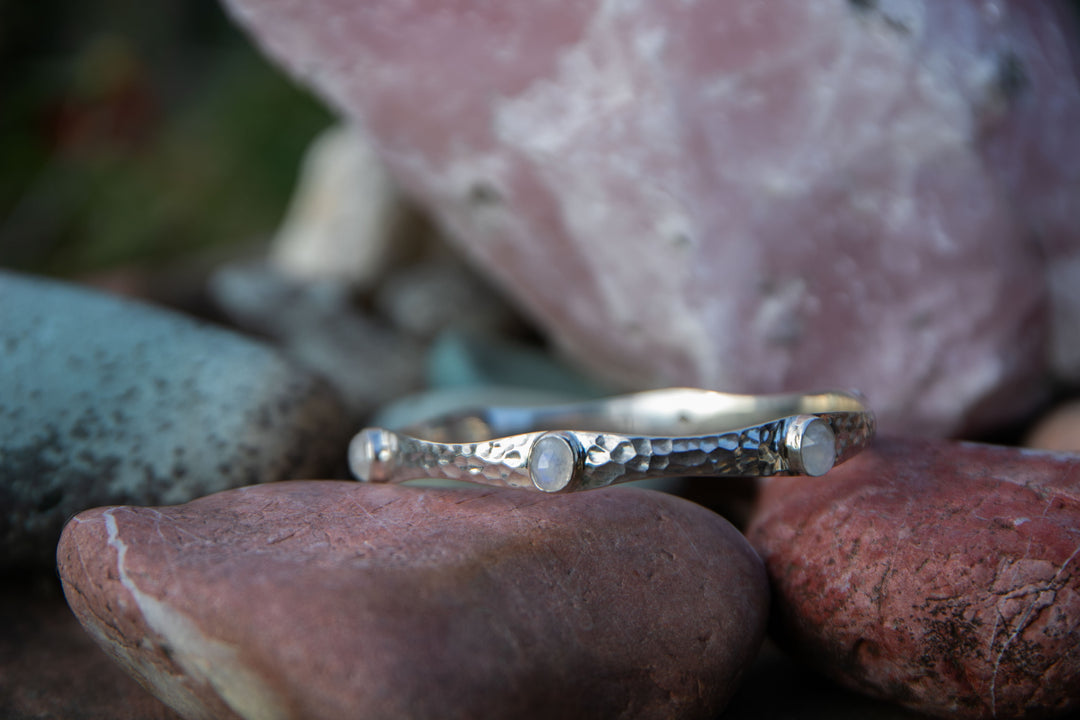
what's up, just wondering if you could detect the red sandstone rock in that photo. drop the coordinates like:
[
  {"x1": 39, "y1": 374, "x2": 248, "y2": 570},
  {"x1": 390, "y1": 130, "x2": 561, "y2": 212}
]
[
  {"x1": 748, "y1": 438, "x2": 1080, "y2": 719},
  {"x1": 219, "y1": 0, "x2": 1080, "y2": 435},
  {"x1": 59, "y1": 481, "x2": 767, "y2": 720}
]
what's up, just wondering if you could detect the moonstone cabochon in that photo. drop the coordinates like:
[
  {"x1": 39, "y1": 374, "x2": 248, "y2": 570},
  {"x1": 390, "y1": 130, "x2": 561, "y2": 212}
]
[
  {"x1": 0, "y1": 271, "x2": 347, "y2": 568},
  {"x1": 529, "y1": 433, "x2": 577, "y2": 491},
  {"x1": 58, "y1": 481, "x2": 769, "y2": 720},
  {"x1": 748, "y1": 438, "x2": 1080, "y2": 719},
  {"x1": 798, "y1": 419, "x2": 836, "y2": 477},
  {"x1": 219, "y1": 0, "x2": 1080, "y2": 435}
]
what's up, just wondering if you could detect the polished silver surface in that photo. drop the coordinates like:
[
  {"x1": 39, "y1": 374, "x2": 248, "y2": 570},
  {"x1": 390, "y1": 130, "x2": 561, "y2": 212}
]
[{"x1": 348, "y1": 388, "x2": 875, "y2": 493}]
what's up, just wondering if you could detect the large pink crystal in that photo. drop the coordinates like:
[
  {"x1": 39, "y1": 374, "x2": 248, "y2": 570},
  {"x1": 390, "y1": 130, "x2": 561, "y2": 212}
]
[{"x1": 222, "y1": 0, "x2": 1080, "y2": 434}]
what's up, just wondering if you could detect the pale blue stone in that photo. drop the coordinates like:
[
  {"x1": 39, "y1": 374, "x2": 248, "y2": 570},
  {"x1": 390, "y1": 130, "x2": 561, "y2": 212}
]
[{"x1": 0, "y1": 271, "x2": 347, "y2": 567}]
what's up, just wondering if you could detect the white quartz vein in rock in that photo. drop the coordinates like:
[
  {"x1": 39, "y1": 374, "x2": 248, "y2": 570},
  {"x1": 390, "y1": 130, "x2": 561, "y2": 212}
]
[{"x1": 104, "y1": 509, "x2": 286, "y2": 720}]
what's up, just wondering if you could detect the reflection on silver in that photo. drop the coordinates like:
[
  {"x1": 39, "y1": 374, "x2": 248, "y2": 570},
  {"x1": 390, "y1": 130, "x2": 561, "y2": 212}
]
[{"x1": 348, "y1": 388, "x2": 875, "y2": 493}]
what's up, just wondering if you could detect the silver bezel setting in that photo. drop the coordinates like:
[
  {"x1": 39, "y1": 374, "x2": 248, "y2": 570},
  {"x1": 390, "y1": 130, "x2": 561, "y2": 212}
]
[
  {"x1": 349, "y1": 427, "x2": 400, "y2": 482},
  {"x1": 527, "y1": 432, "x2": 583, "y2": 493},
  {"x1": 784, "y1": 415, "x2": 837, "y2": 477}
]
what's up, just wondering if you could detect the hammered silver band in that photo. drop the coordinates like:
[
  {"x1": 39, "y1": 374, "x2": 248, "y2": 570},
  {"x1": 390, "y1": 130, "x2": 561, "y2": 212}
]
[{"x1": 348, "y1": 388, "x2": 875, "y2": 493}]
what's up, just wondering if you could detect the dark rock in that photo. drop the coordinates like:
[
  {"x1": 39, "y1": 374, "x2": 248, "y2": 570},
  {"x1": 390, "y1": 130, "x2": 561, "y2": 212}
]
[{"x1": 723, "y1": 641, "x2": 933, "y2": 720}]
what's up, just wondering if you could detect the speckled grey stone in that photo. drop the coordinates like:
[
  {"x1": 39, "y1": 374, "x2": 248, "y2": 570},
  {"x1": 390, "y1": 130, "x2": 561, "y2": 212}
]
[{"x1": 0, "y1": 271, "x2": 348, "y2": 568}]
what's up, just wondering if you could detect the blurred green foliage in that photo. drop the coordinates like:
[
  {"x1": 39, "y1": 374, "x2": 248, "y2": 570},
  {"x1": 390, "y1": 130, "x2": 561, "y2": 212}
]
[{"x1": 0, "y1": 0, "x2": 332, "y2": 276}]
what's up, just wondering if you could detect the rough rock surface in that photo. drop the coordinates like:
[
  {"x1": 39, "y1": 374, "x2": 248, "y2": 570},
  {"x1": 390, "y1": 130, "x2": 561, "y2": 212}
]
[
  {"x1": 0, "y1": 574, "x2": 181, "y2": 719},
  {"x1": 0, "y1": 271, "x2": 347, "y2": 568},
  {"x1": 220, "y1": 0, "x2": 1080, "y2": 435},
  {"x1": 58, "y1": 481, "x2": 768, "y2": 720},
  {"x1": 748, "y1": 438, "x2": 1080, "y2": 719}
]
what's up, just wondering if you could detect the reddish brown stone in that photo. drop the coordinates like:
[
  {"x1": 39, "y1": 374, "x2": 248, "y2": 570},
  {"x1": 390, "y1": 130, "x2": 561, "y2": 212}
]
[
  {"x1": 58, "y1": 481, "x2": 768, "y2": 720},
  {"x1": 748, "y1": 438, "x2": 1080, "y2": 719}
]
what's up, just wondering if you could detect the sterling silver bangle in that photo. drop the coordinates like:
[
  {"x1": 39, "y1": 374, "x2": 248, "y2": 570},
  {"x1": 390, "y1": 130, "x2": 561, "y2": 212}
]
[{"x1": 348, "y1": 388, "x2": 875, "y2": 493}]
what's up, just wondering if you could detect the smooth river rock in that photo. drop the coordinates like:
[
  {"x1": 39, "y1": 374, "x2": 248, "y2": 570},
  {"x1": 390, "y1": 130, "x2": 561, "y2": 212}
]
[
  {"x1": 58, "y1": 481, "x2": 768, "y2": 720},
  {"x1": 0, "y1": 271, "x2": 347, "y2": 568},
  {"x1": 220, "y1": 0, "x2": 1080, "y2": 435},
  {"x1": 748, "y1": 438, "x2": 1080, "y2": 719}
]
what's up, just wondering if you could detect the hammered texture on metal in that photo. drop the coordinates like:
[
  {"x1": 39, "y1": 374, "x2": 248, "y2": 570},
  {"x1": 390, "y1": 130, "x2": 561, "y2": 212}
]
[
  {"x1": 393, "y1": 432, "x2": 542, "y2": 489},
  {"x1": 824, "y1": 411, "x2": 877, "y2": 464},
  {"x1": 379, "y1": 410, "x2": 874, "y2": 492},
  {"x1": 574, "y1": 421, "x2": 787, "y2": 489}
]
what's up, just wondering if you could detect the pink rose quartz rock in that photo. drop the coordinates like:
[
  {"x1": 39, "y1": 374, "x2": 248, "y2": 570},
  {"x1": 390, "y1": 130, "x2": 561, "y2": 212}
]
[
  {"x1": 748, "y1": 438, "x2": 1080, "y2": 719},
  {"x1": 219, "y1": 0, "x2": 1080, "y2": 435},
  {"x1": 58, "y1": 481, "x2": 768, "y2": 720}
]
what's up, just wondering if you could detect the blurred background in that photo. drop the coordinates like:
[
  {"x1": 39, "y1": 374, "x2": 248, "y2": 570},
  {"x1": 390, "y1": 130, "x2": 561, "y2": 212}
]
[
  {"x1": 3, "y1": 1, "x2": 1078, "y2": 285},
  {"x1": 0, "y1": 0, "x2": 332, "y2": 281},
  {"x1": 3, "y1": 0, "x2": 1080, "y2": 432},
  {"x1": 0, "y1": 0, "x2": 614, "y2": 430}
]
